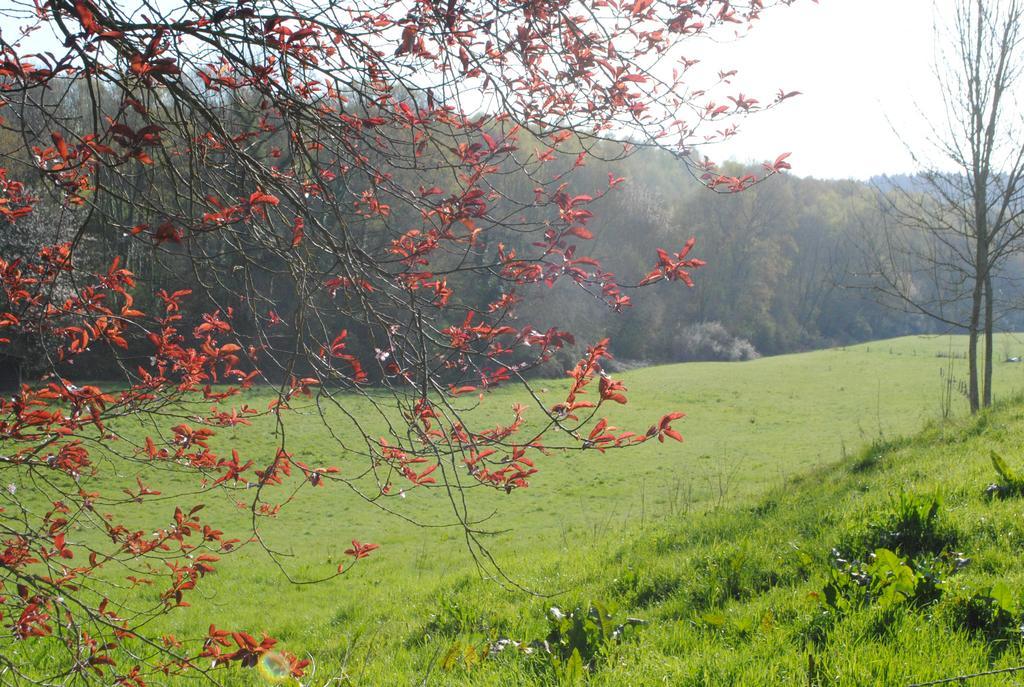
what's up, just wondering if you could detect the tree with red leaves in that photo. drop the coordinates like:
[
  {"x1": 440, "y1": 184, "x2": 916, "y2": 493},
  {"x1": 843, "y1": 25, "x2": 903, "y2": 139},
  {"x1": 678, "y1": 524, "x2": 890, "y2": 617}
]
[{"x1": 0, "y1": 0, "x2": 799, "y2": 682}]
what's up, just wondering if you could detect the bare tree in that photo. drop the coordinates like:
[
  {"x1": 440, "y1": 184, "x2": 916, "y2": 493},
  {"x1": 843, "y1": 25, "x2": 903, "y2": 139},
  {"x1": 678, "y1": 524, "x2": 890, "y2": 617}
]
[{"x1": 864, "y1": 0, "x2": 1024, "y2": 413}]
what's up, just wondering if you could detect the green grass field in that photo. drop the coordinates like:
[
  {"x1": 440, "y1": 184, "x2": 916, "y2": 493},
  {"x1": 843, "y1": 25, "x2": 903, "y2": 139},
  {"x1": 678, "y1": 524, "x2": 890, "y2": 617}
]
[{"x1": 12, "y1": 334, "x2": 1024, "y2": 685}]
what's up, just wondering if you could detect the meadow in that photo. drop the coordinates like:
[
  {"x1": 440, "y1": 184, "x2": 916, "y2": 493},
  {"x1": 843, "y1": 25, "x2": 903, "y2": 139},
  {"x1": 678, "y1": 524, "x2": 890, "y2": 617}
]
[{"x1": 13, "y1": 334, "x2": 1024, "y2": 685}]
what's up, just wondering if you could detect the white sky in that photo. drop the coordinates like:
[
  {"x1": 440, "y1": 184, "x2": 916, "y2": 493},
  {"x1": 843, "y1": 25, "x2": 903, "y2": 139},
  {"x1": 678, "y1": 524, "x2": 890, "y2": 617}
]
[{"x1": 705, "y1": 0, "x2": 940, "y2": 180}]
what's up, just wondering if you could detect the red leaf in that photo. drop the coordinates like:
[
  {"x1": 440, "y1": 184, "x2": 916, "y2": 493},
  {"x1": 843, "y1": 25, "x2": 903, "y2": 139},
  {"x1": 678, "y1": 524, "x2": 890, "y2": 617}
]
[
  {"x1": 51, "y1": 132, "x2": 69, "y2": 160},
  {"x1": 566, "y1": 226, "x2": 593, "y2": 240},
  {"x1": 344, "y1": 540, "x2": 379, "y2": 559},
  {"x1": 249, "y1": 190, "x2": 279, "y2": 207}
]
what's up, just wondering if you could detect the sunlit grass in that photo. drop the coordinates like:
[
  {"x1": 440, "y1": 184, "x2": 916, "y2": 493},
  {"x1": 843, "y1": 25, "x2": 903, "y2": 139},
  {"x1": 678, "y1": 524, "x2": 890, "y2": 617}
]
[{"x1": 12, "y1": 334, "x2": 1024, "y2": 684}]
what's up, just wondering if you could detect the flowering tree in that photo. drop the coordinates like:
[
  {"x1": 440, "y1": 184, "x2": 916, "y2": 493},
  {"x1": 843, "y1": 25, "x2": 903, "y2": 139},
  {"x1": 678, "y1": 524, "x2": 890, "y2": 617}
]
[{"x1": 0, "y1": 0, "x2": 799, "y2": 682}]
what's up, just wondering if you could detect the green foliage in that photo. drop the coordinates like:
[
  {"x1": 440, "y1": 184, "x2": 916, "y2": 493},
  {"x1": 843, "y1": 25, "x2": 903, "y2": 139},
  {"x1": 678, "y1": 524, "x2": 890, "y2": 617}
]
[
  {"x1": 440, "y1": 641, "x2": 492, "y2": 673},
  {"x1": 820, "y1": 548, "x2": 960, "y2": 615},
  {"x1": 841, "y1": 491, "x2": 956, "y2": 559},
  {"x1": 946, "y1": 582, "x2": 1022, "y2": 643},
  {"x1": 542, "y1": 601, "x2": 644, "y2": 678},
  {"x1": 988, "y1": 451, "x2": 1024, "y2": 497},
  {"x1": 423, "y1": 596, "x2": 488, "y2": 638},
  {"x1": 690, "y1": 547, "x2": 782, "y2": 609},
  {"x1": 821, "y1": 491, "x2": 966, "y2": 623},
  {"x1": 437, "y1": 601, "x2": 645, "y2": 683},
  {"x1": 610, "y1": 568, "x2": 683, "y2": 608}
]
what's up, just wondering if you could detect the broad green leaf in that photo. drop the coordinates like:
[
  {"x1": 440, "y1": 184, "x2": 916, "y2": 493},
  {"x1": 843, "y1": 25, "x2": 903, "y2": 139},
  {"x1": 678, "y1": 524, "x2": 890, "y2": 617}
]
[
  {"x1": 561, "y1": 649, "x2": 585, "y2": 684},
  {"x1": 990, "y1": 580, "x2": 1017, "y2": 614},
  {"x1": 591, "y1": 601, "x2": 613, "y2": 640},
  {"x1": 992, "y1": 451, "x2": 1019, "y2": 483}
]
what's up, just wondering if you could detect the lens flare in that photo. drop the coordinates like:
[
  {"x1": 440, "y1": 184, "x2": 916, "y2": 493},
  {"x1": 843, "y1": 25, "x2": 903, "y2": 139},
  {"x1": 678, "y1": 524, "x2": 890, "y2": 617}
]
[{"x1": 258, "y1": 651, "x2": 291, "y2": 683}]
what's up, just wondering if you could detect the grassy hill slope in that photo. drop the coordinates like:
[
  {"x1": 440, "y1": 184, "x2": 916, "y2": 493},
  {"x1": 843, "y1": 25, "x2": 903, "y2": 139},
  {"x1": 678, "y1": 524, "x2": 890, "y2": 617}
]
[
  {"x1": 12, "y1": 335, "x2": 1024, "y2": 685},
  {"x1": 380, "y1": 397, "x2": 1024, "y2": 686}
]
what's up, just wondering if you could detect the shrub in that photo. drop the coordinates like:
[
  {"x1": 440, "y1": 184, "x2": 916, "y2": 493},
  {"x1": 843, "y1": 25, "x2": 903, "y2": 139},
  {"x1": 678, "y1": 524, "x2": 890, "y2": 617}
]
[{"x1": 670, "y1": 322, "x2": 760, "y2": 362}]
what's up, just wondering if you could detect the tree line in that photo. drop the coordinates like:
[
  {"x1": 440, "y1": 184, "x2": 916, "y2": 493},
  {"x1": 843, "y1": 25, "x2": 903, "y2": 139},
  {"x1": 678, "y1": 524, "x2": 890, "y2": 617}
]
[{"x1": 5, "y1": 116, "x2": 989, "y2": 382}]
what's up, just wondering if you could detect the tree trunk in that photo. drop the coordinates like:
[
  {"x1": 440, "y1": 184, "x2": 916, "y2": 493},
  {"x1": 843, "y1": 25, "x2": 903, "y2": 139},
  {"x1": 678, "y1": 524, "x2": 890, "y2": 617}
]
[
  {"x1": 984, "y1": 272, "x2": 994, "y2": 407},
  {"x1": 968, "y1": 271, "x2": 983, "y2": 414}
]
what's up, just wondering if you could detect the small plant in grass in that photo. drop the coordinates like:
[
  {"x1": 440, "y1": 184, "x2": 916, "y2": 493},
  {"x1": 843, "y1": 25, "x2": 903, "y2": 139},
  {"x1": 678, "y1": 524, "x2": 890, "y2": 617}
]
[
  {"x1": 440, "y1": 641, "x2": 492, "y2": 673},
  {"x1": 821, "y1": 549, "x2": 915, "y2": 613},
  {"x1": 840, "y1": 491, "x2": 956, "y2": 559},
  {"x1": 438, "y1": 601, "x2": 645, "y2": 682},
  {"x1": 987, "y1": 451, "x2": 1024, "y2": 498},
  {"x1": 818, "y1": 548, "x2": 967, "y2": 615},
  {"x1": 822, "y1": 494, "x2": 965, "y2": 617},
  {"x1": 611, "y1": 568, "x2": 683, "y2": 608},
  {"x1": 912, "y1": 552, "x2": 967, "y2": 605},
  {"x1": 422, "y1": 597, "x2": 489, "y2": 639},
  {"x1": 946, "y1": 581, "x2": 1023, "y2": 643},
  {"x1": 541, "y1": 601, "x2": 645, "y2": 681}
]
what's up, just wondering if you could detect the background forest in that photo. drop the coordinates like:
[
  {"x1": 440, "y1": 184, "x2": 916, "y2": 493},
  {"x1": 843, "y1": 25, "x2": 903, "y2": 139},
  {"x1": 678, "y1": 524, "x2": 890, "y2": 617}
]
[{"x1": 7, "y1": 122, "x2": 1014, "y2": 379}]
